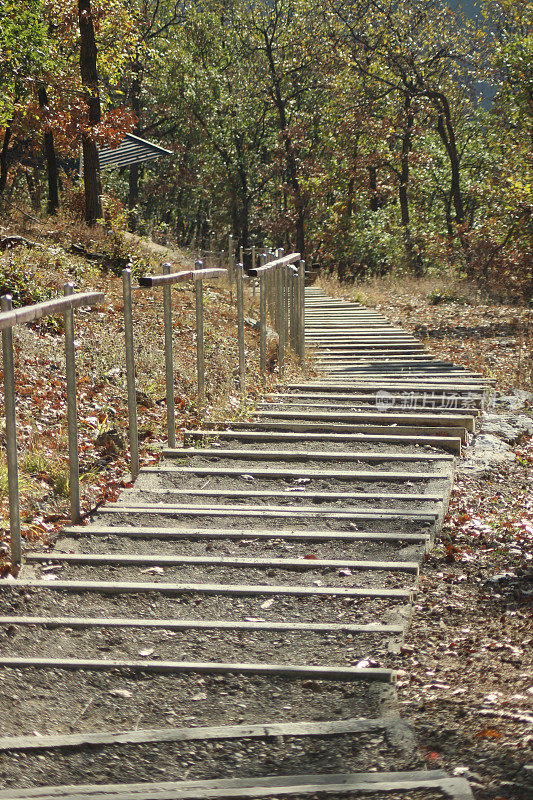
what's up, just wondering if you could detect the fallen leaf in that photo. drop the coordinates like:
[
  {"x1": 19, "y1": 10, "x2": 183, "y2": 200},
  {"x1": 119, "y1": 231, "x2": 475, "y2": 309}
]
[{"x1": 476, "y1": 728, "x2": 502, "y2": 739}]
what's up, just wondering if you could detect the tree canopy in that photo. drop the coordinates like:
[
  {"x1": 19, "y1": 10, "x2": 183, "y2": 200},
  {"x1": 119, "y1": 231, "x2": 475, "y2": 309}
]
[{"x1": 0, "y1": 0, "x2": 531, "y2": 299}]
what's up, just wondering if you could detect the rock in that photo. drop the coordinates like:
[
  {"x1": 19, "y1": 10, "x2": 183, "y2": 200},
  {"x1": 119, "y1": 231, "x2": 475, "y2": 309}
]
[
  {"x1": 488, "y1": 389, "x2": 533, "y2": 412},
  {"x1": 302, "y1": 680, "x2": 323, "y2": 691},
  {"x1": 95, "y1": 428, "x2": 125, "y2": 450},
  {"x1": 482, "y1": 413, "x2": 533, "y2": 443},
  {"x1": 136, "y1": 390, "x2": 155, "y2": 408},
  {"x1": 486, "y1": 572, "x2": 517, "y2": 584},
  {"x1": 109, "y1": 688, "x2": 132, "y2": 698},
  {"x1": 458, "y1": 434, "x2": 516, "y2": 477}
]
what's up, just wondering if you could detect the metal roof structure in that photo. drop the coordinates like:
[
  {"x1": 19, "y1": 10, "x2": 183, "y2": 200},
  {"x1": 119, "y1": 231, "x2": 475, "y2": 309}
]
[{"x1": 79, "y1": 133, "x2": 172, "y2": 173}]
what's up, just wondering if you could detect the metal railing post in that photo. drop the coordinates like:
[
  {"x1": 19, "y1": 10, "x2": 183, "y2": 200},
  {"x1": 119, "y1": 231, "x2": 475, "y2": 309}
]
[
  {"x1": 289, "y1": 266, "x2": 296, "y2": 353},
  {"x1": 122, "y1": 269, "x2": 140, "y2": 479},
  {"x1": 228, "y1": 235, "x2": 234, "y2": 303},
  {"x1": 251, "y1": 246, "x2": 256, "y2": 298},
  {"x1": 236, "y1": 261, "x2": 246, "y2": 395},
  {"x1": 162, "y1": 262, "x2": 176, "y2": 448},
  {"x1": 276, "y1": 262, "x2": 285, "y2": 377},
  {"x1": 298, "y1": 259, "x2": 306, "y2": 366},
  {"x1": 281, "y1": 265, "x2": 290, "y2": 353},
  {"x1": 1, "y1": 295, "x2": 21, "y2": 565},
  {"x1": 259, "y1": 254, "x2": 267, "y2": 379},
  {"x1": 267, "y1": 250, "x2": 275, "y2": 323},
  {"x1": 194, "y1": 259, "x2": 205, "y2": 409},
  {"x1": 277, "y1": 250, "x2": 289, "y2": 358},
  {"x1": 63, "y1": 283, "x2": 81, "y2": 524}
]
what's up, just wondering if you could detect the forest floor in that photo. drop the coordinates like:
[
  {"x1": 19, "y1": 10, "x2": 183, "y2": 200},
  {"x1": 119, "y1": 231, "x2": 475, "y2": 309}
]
[
  {"x1": 318, "y1": 273, "x2": 533, "y2": 799},
  {"x1": 0, "y1": 219, "x2": 304, "y2": 573}
]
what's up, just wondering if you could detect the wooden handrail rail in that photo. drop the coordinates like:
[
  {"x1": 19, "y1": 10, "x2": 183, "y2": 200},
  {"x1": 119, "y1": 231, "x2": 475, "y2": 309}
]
[
  {"x1": 138, "y1": 268, "x2": 227, "y2": 288},
  {"x1": 248, "y1": 252, "x2": 300, "y2": 276},
  {"x1": 0, "y1": 291, "x2": 104, "y2": 331}
]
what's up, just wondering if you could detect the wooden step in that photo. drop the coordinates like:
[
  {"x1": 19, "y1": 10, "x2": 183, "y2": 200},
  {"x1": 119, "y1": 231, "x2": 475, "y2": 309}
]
[
  {"x1": 184, "y1": 429, "x2": 462, "y2": 454},
  {"x1": 64, "y1": 525, "x2": 431, "y2": 544},
  {"x1": 27, "y1": 552, "x2": 420, "y2": 572},
  {"x1": 253, "y1": 410, "x2": 475, "y2": 431},
  {"x1": 0, "y1": 657, "x2": 396, "y2": 682},
  {"x1": 161, "y1": 447, "x2": 456, "y2": 463},
  {"x1": 0, "y1": 770, "x2": 474, "y2": 799}
]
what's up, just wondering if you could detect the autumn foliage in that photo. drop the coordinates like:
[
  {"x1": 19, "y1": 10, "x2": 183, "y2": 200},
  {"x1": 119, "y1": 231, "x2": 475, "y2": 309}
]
[{"x1": 0, "y1": 0, "x2": 531, "y2": 300}]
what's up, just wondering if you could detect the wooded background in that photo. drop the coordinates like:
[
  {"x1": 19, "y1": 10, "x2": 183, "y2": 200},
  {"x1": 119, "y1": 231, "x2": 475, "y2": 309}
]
[{"x1": 0, "y1": 0, "x2": 531, "y2": 300}]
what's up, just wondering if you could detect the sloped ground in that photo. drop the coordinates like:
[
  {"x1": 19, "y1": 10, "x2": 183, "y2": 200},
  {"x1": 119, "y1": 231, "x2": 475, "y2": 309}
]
[{"x1": 0, "y1": 225, "x2": 304, "y2": 574}]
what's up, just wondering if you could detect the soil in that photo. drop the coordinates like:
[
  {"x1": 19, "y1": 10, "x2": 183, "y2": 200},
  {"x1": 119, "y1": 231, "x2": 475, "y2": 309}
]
[{"x1": 395, "y1": 443, "x2": 533, "y2": 799}]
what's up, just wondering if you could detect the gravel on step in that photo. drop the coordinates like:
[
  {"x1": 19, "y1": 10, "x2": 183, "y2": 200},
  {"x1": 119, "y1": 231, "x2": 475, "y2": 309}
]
[
  {"x1": 1, "y1": 587, "x2": 412, "y2": 625},
  {"x1": 94, "y1": 510, "x2": 433, "y2": 534},
  {"x1": 24, "y1": 563, "x2": 415, "y2": 589},
  {"x1": 0, "y1": 668, "x2": 383, "y2": 736},
  {"x1": 0, "y1": 729, "x2": 424, "y2": 790},
  {"x1": 136, "y1": 474, "x2": 448, "y2": 494},
  {"x1": 49, "y1": 533, "x2": 427, "y2": 564},
  {"x1": 118, "y1": 490, "x2": 439, "y2": 511},
  {"x1": 169, "y1": 456, "x2": 450, "y2": 474},
  {"x1": 0, "y1": 625, "x2": 398, "y2": 667}
]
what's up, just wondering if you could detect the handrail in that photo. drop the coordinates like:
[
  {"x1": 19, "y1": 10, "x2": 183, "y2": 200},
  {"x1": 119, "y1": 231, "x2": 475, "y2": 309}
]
[
  {"x1": 121, "y1": 262, "x2": 230, "y2": 463},
  {"x1": 248, "y1": 251, "x2": 305, "y2": 376},
  {"x1": 0, "y1": 291, "x2": 104, "y2": 330},
  {"x1": 0, "y1": 287, "x2": 104, "y2": 566},
  {"x1": 248, "y1": 252, "x2": 300, "y2": 276},
  {"x1": 138, "y1": 268, "x2": 227, "y2": 288}
]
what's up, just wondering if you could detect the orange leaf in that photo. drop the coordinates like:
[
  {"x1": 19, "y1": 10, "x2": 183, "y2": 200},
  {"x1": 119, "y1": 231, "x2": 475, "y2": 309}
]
[{"x1": 476, "y1": 728, "x2": 502, "y2": 739}]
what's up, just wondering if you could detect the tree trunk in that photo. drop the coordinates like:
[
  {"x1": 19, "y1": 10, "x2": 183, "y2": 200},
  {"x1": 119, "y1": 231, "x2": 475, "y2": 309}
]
[
  {"x1": 37, "y1": 85, "x2": 59, "y2": 214},
  {"x1": 264, "y1": 36, "x2": 306, "y2": 256},
  {"x1": 78, "y1": 0, "x2": 102, "y2": 225},
  {"x1": 127, "y1": 57, "x2": 142, "y2": 231},
  {"x1": 347, "y1": 177, "x2": 354, "y2": 217},
  {"x1": 25, "y1": 167, "x2": 42, "y2": 213},
  {"x1": 238, "y1": 166, "x2": 250, "y2": 249},
  {"x1": 399, "y1": 96, "x2": 423, "y2": 277},
  {"x1": 128, "y1": 165, "x2": 140, "y2": 231},
  {"x1": 368, "y1": 166, "x2": 379, "y2": 212},
  {"x1": 433, "y1": 94, "x2": 464, "y2": 226},
  {"x1": 0, "y1": 127, "x2": 12, "y2": 196}
]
